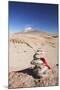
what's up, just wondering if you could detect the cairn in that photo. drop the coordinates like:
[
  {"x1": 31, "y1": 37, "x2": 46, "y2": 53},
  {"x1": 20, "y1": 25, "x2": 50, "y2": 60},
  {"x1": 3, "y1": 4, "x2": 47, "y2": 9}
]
[{"x1": 31, "y1": 48, "x2": 51, "y2": 78}]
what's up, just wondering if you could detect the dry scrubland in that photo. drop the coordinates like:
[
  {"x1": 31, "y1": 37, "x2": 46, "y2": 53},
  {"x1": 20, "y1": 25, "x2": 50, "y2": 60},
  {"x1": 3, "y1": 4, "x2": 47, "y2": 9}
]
[{"x1": 9, "y1": 31, "x2": 58, "y2": 88}]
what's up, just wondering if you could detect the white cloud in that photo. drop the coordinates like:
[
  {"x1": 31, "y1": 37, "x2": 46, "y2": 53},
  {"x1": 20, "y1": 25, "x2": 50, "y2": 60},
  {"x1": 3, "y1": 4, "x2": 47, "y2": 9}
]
[{"x1": 24, "y1": 26, "x2": 33, "y2": 32}]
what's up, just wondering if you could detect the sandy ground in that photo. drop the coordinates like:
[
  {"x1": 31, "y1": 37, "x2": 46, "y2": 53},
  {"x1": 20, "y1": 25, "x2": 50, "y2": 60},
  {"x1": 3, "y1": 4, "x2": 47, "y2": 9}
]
[
  {"x1": 9, "y1": 31, "x2": 58, "y2": 72},
  {"x1": 9, "y1": 31, "x2": 58, "y2": 88}
]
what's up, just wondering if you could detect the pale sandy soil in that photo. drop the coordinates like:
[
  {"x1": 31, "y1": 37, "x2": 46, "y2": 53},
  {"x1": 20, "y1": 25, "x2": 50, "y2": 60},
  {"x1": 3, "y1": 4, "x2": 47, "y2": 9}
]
[
  {"x1": 9, "y1": 32, "x2": 58, "y2": 72},
  {"x1": 9, "y1": 31, "x2": 58, "y2": 88}
]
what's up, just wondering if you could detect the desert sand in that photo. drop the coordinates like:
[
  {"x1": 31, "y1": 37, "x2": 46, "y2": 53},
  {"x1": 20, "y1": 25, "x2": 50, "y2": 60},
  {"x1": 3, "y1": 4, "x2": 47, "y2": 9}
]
[
  {"x1": 9, "y1": 31, "x2": 58, "y2": 72},
  {"x1": 9, "y1": 31, "x2": 58, "y2": 88}
]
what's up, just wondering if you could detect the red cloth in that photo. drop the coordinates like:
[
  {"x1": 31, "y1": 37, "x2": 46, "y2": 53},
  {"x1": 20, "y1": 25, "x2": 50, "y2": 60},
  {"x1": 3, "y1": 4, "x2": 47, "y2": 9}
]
[{"x1": 40, "y1": 57, "x2": 51, "y2": 69}]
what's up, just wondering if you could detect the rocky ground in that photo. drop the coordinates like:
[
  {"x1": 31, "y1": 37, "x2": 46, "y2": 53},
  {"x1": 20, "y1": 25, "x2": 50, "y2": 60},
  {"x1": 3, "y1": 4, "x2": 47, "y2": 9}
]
[
  {"x1": 8, "y1": 65, "x2": 58, "y2": 89},
  {"x1": 9, "y1": 31, "x2": 58, "y2": 88}
]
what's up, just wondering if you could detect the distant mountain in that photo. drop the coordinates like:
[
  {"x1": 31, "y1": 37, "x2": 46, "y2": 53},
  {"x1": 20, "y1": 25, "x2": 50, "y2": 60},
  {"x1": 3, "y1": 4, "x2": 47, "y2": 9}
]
[{"x1": 13, "y1": 27, "x2": 58, "y2": 38}]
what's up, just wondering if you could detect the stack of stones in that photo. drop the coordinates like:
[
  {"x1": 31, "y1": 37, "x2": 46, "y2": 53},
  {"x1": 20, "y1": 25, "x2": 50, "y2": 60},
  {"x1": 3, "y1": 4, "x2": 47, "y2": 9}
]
[{"x1": 31, "y1": 48, "x2": 49, "y2": 78}]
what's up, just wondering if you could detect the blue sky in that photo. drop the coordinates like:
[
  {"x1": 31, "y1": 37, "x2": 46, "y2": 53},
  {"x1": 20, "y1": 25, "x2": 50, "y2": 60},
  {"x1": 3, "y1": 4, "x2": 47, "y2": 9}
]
[{"x1": 9, "y1": 1, "x2": 58, "y2": 33}]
